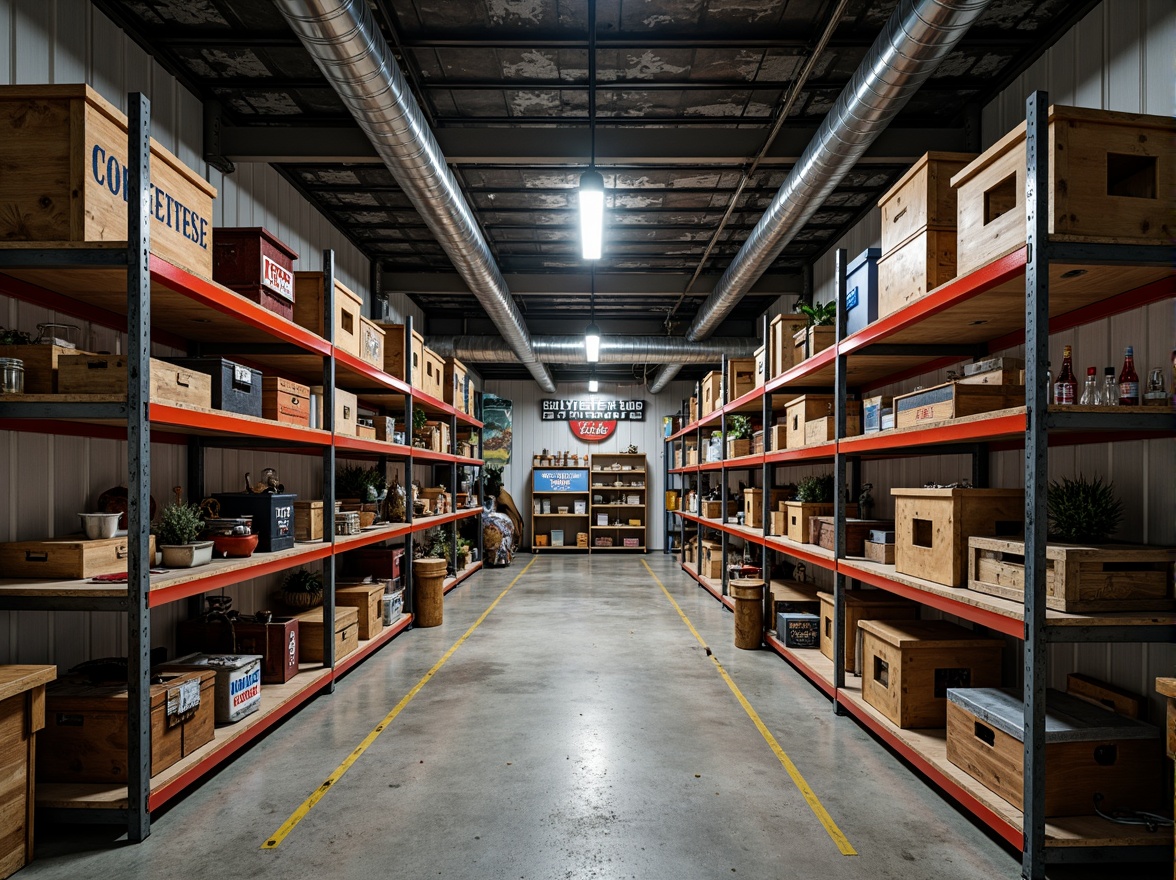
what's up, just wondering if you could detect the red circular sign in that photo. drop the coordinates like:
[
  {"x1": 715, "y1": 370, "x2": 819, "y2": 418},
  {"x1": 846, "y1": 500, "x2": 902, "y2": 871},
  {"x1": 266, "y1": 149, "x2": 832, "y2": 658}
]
[{"x1": 569, "y1": 420, "x2": 617, "y2": 442}]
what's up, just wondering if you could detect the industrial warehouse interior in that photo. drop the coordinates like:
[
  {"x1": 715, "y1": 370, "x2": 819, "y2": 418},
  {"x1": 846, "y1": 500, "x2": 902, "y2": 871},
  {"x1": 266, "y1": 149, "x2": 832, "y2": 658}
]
[{"x1": 0, "y1": 1, "x2": 1171, "y2": 879}]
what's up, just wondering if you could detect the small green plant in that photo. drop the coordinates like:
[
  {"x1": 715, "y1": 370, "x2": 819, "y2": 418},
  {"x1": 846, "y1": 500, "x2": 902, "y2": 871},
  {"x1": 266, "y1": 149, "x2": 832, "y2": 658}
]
[
  {"x1": 281, "y1": 568, "x2": 324, "y2": 608},
  {"x1": 1047, "y1": 475, "x2": 1123, "y2": 543},
  {"x1": 427, "y1": 531, "x2": 452, "y2": 560},
  {"x1": 412, "y1": 407, "x2": 428, "y2": 433},
  {"x1": 155, "y1": 502, "x2": 205, "y2": 545},
  {"x1": 0, "y1": 325, "x2": 34, "y2": 345},
  {"x1": 795, "y1": 474, "x2": 834, "y2": 503},
  {"x1": 336, "y1": 463, "x2": 385, "y2": 501},
  {"x1": 726, "y1": 414, "x2": 753, "y2": 440},
  {"x1": 484, "y1": 464, "x2": 504, "y2": 498},
  {"x1": 794, "y1": 300, "x2": 837, "y2": 327}
]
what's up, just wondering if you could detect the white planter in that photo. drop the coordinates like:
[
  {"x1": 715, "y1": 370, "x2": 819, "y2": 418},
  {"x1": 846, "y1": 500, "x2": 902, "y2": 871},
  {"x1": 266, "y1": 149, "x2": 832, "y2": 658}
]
[{"x1": 160, "y1": 541, "x2": 214, "y2": 568}]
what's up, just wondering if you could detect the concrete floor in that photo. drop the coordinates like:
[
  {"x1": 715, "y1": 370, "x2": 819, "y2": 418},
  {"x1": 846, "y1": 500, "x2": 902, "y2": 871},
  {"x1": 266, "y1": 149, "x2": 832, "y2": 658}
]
[{"x1": 26, "y1": 555, "x2": 1127, "y2": 879}]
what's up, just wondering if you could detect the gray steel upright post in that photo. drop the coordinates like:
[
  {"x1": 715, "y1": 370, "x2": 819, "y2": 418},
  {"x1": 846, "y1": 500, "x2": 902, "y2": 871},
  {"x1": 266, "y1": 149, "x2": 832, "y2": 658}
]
[
  {"x1": 322, "y1": 250, "x2": 337, "y2": 686},
  {"x1": 404, "y1": 316, "x2": 416, "y2": 618},
  {"x1": 832, "y1": 248, "x2": 849, "y2": 711},
  {"x1": 1022, "y1": 90, "x2": 1050, "y2": 880},
  {"x1": 760, "y1": 316, "x2": 772, "y2": 627},
  {"x1": 126, "y1": 92, "x2": 152, "y2": 843},
  {"x1": 451, "y1": 408, "x2": 459, "y2": 577},
  {"x1": 719, "y1": 355, "x2": 729, "y2": 594}
]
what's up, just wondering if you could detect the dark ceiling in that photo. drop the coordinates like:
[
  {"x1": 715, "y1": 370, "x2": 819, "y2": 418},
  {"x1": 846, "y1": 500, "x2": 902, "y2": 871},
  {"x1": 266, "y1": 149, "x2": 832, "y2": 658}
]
[{"x1": 97, "y1": 0, "x2": 1093, "y2": 382}]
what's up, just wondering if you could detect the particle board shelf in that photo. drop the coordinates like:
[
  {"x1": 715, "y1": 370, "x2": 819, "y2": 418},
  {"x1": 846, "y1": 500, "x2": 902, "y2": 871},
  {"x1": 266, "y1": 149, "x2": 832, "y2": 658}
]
[
  {"x1": 591, "y1": 545, "x2": 647, "y2": 550},
  {"x1": 680, "y1": 560, "x2": 732, "y2": 610},
  {"x1": 533, "y1": 513, "x2": 590, "y2": 517},
  {"x1": 763, "y1": 534, "x2": 837, "y2": 572},
  {"x1": 764, "y1": 633, "x2": 836, "y2": 698},
  {"x1": 333, "y1": 613, "x2": 413, "y2": 678},
  {"x1": 763, "y1": 442, "x2": 837, "y2": 463},
  {"x1": 591, "y1": 525, "x2": 645, "y2": 529}
]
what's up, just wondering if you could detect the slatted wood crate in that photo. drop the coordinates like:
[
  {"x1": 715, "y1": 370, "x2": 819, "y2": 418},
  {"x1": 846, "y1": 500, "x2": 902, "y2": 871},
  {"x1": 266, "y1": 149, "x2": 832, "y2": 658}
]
[
  {"x1": 893, "y1": 381, "x2": 1021, "y2": 429},
  {"x1": 0, "y1": 666, "x2": 55, "y2": 880},
  {"x1": 57, "y1": 355, "x2": 212, "y2": 409}
]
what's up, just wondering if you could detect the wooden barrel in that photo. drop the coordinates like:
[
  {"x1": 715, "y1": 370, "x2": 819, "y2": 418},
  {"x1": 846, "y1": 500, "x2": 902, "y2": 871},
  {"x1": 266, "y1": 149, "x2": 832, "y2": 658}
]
[
  {"x1": 729, "y1": 578, "x2": 764, "y2": 650},
  {"x1": 413, "y1": 557, "x2": 447, "y2": 627}
]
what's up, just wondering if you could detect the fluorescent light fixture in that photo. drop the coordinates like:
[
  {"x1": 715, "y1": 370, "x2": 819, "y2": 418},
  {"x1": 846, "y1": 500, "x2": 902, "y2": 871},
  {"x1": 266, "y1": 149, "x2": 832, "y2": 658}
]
[
  {"x1": 579, "y1": 170, "x2": 604, "y2": 260},
  {"x1": 584, "y1": 322, "x2": 601, "y2": 363},
  {"x1": 588, "y1": 377, "x2": 599, "y2": 393}
]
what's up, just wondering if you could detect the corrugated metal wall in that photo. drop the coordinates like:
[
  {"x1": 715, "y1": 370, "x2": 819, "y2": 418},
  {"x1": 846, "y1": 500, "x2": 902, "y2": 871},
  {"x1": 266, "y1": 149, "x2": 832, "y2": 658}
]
[{"x1": 0, "y1": 0, "x2": 423, "y2": 666}]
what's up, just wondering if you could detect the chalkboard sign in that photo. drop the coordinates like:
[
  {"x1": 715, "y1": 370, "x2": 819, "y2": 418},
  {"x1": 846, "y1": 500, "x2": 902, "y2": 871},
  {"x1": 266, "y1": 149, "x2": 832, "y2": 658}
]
[{"x1": 533, "y1": 469, "x2": 589, "y2": 493}]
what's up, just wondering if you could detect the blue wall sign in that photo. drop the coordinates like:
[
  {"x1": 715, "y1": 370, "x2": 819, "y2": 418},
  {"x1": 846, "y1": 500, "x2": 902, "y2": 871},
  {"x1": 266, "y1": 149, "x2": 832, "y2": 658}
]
[{"x1": 533, "y1": 469, "x2": 589, "y2": 492}]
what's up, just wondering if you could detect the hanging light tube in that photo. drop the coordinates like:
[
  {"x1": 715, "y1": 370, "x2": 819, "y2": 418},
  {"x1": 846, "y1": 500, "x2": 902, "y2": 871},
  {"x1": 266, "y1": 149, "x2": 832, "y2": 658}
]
[{"x1": 579, "y1": 170, "x2": 604, "y2": 260}]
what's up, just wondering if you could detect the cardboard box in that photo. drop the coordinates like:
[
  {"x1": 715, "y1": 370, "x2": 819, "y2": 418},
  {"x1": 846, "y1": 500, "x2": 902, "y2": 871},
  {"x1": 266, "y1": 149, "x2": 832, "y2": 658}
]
[
  {"x1": 0, "y1": 84, "x2": 217, "y2": 275},
  {"x1": 262, "y1": 376, "x2": 311, "y2": 427},
  {"x1": 818, "y1": 590, "x2": 919, "y2": 673},
  {"x1": 58, "y1": 355, "x2": 212, "y2": 409},
  {"x1": 212, "y1": 227, "x2": 298, "y2": 320},
  {"x1": 860, "y1": 620, "x2": 1003, "y2": 728},
  {"x1": 893, "y1": 488, "x2": 1023, "y2": 588},
  {"x1": 294, "y1": 606, "x2": 359, "y2": 663},
  {"x1": 951, "y1": 106, "x2": 1175, "y2": 277},
  {"x1": 293, "y1": 272, "x2": 363, "y2": 357},
  {"x1": 946, "y1": 688, "x2": 1162, "y2": 816}
]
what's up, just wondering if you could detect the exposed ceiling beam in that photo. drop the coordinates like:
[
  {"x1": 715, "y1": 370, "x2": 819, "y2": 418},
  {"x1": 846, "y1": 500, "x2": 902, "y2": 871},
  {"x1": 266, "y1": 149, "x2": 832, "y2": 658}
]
[{"x1": 219, "y1": 124, "x2": 967, "y2": 165}]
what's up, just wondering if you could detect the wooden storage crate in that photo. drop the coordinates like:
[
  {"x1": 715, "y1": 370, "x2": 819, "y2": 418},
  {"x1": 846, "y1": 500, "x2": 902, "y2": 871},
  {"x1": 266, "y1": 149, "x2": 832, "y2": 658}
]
[
  {"x1": 893, "y1": 381, "x2": 1020, "y2": 430},
  {"x1": 421, "y1": 347, "x2": 445, "y2": 401},
  {"x1": 293, "y1": 500, "x2": 323, "y2": 542},
  {"x1": 0, "y1": 666, "x2": 55, "y2": 880},
  {"x1": 878, "y1": 230, "x2": 960, "y2": 318},
  {"x1": 727, "y1": 358, "x2": 756, "y2": 402},
  {"x1": 951, "y1": 106, "x2": 1176, "y2": 277},
  {"x1": 0, "y1": 344, "x2": 95, "y2": 393},
  {"x1": 804, "y1": 415, "x2": 862, "y2": 445},
  {"x1": 334, "y1": 388, "x2": 358, "y2": 437},
  {"x1": 356, "y1": 424, "x2": 375, "y2": 440},
  {"x1": 231, "y1": 618, "x2": 301, "y2": 685},
  {"x1": 784, "y1": 395, "x2": 862, "y2": 449},
  {"x1": 754, "y1": 345, "x2": 766, "y2": 388},
  {"x1": 967, "y1": 537, "x2": 1175, "y2": 612},
  {"x1": 700, "y1": 499, "x2": 735, "y2": 520},
  {"x1": 336, "y1": 583, "x2": 386, "y2": 640},
  {"x1": 688, "y1": 395, "x2": 698, "y2": 424},
  {"x1": 1066, "y1": 673, "x2": 1147, "y2": 720},
  {"x1": 376, "y1": 323, "x2": 424, "y2": 388},
  {"x1": 293, "y1": 272, "x2": 363, "y2": 358},
  {"x1": 859, "y1": 619, "x2": 1003, "y2": 728},
  {"x1": 701, "y1": 371, "x2": 722, "y2": 416},
  {"x1": 782, "y1": 502, "x2": 860, "y2": 545},
  {"x1": 769, "y1": 423, "x2": 788, "y2": 452},
  {"x1": 294, "y1": 605, "x2": 359, "y2": 663},
  {"x1": 0, "y1": 84, "x2": 217, "y2": 276},
  {"x1": 818, "y1": 590, "x2": 919, "y2": 674},
  {"x1": 38, "y1": 670, "x2": 215, "y2": 783},
  {"x1": 811, "y1": 517, "x2": 894, "y2": 557},
  {"x1": 261, "y1": 376, "x2": 310, "y2": 427},
  {"x1": 864, "y1": 540, "x2": 895, "y2": 565},
  {"x1": 211, "y1": 227, "x2": 298, "y2": 320},
  {"x1": 893, "y1": 488, "x2": 1023, "y2": 587},
  {"x1": 357, "y1": 316, "x2": 385, "y2": 368},
  {"x1": 444, "y1": 357, "x2": 468, "y2": 411},
  {"x1": 771, "y1": 579, "x2": 822, "y2": 617},
  {"x1": 769, "y1": 314, "x2": 804, "y2": 379},
  {"x1": 743, "y1": 489, "x2": 789, "y2": 530},
  {"x1": 946, "y1": 687, "x2": 1163, "y2": 816},
  {"x1": 0, "y1": 535, "x2": 156, "y2": 580},
  {"x1": 57, "y1": 355, "x2": 211, "y2": 409},
  {"x1": 793, "y1": 325, "x2": 835, "y2": 362},
  {"x1": 726, "y1": 438, "x2": 752, "y2": 459},
  {"x1": 770, "y1": 510, "x2": 787, "y2": 536}
]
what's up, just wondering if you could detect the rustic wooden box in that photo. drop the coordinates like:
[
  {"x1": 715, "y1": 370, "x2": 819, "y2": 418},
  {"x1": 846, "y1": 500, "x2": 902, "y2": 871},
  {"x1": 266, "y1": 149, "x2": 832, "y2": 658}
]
[
  {"x1": 769, "y1": 423, "x2": 787, "y2": 452},
  {"x1": 743, "y1": 489, "x2": 788, "y2": 530},
  {"x1": 57, "y1": 355, "x2": 212, "y2": 409},
  {"x1": 688, "y1": 395, "x2": 698, "y2": 424},
  {"x1": 1066, "y1": 673, "x2": 1147, "y2": 720},
  {"x1": 700, "y1": 554, "x2": 723, "y2": 581},
  {"x1": 726, "y1": 438, "x2": 752, "y2": 459},
  {"x1": 336, "y1": 583, "x2": 386, "y2": 640},
  {"x1": 893, "y1": 488, "x2": 1023, "y2": 587},
  {"x1": 444, "y1": 357, "x2": 468, "y2": 411},
  {"x1": 951, "y1": 106, "x2": 1176, "y2": 277},
  {"x1": 701, "y1": 371, "x2": 722, "y2": 416},
  {"x1": 880, "y1": 152, "x2": 977, "y2": 254},
  {"x1": 262, "y1": 376, "x2": 310, "y2": 427},
  {"x1": 804, "y1": 414, "x2": 862, "y2": 445},
  {"x1": 860, "y1": 619, "x2": 1003, "y2": 728},
  {"x1": 771, "y1": 578, "x2": 822, "y2": 616},
  {"x1": 818, "y1": 590, "x2": 919, "y2": 673},
  {"x1": 700, "y1": 499, "x2": 734, "y2": 520},
  {"x1": 37, "y1": 670, "x2": 215, "y2": 783},
  {"x1": 0, "y1": 344, "x2": 96, "y2": 393},
  {"x1": 893, "y1": 381, "x2": 1020, "y2": 430},
  {"x1": 226, "y1": 618, "x2": 300, "y2": 685},
  {"x1": 422, "y1": 347, "x2": 446, "y2": 401},
  {"x1": 784, "y1": 395, "x2": 862, "y2": 449},
  {"x1": 293, "y1": 500, "x2": 324, "y2": 542},
  {"x1": 294, "y1": 606, "x2": 359, "y2": 663},
  {"x1": 967, "y1": 537, "x2": 1175, "y2": 612},
  {"x1": 334, "y1": 388, "x2": 358, "y2": 437},
  {"x1": 782, "y1": 502, "x2": 860, "y2": 545},
  {"x1": 0, "y1": 535, "x2": 155, "y2": 580},
  {"x1": 811, "y1": 517, "x2": 894, "y2": 557},
  {"x1": 769, "y1": 510, "x2": 787, "y2": 536},
  {"x1": 878, "y1": 229, "x2": 960, "y2": 319},
  {"x1": 357, "y1": 316, "x2": 385, "y2": 369},
  {"x1": 727, "y1": 358, "x2": 756, "y2": 402},
  {"x1": 769, "y1": 314, "x2": 803, "y2": 379},
  {"x1": 754, "y1": 345, "x2": 766, "y2": 388},
  {"x1": 343, "y1": 546, "x2": 404, "y2": 581},
  {"x1": 946, "y1": 687, "x2": 1163, "y2": 816},
  {"x1": 212, "y1": 227, "x2": 298, "y2": 320},
  {"x1": 293, "y1": 272, "x2": 363, "y2": 357},
  {"x1": 864, "y1": 540, "x2": 895, "y2": 565},
  {"x1": 0, "y1": 667, "x2": 55, "y2": 880},
  {"x1": 793, "y1": 325, "x2": 835, "y2": 362},
  {"x1": 0, "y1": 84, "x2": 217, "y2": 276},
  {"x1": 376, "y1": 323, "x2": 424, "y2": 388}
]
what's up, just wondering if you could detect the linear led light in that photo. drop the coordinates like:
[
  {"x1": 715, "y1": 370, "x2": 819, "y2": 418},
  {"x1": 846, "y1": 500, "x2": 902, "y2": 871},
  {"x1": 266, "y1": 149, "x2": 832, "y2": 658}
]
[{"x1": 579, "y1": 170, "x2": 604, "y2": 260}]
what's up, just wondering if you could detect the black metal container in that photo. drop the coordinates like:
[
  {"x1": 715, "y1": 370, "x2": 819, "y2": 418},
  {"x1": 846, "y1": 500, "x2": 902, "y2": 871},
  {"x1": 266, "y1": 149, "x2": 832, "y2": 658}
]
[
  {"x1": 212, "y1": 493, "x2": 296, "y2": 552},
  {"x1": 167, "y1": 357, "x2": 263, "y2": 417}
]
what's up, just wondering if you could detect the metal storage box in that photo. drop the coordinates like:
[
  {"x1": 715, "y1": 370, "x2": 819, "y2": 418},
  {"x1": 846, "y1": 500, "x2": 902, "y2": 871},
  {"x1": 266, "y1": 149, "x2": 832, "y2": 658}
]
[
  {"x1": 212, "y1": 492, "x2": 296, "y2": 553},
  {"x1": 843, "y1": 247, "x2": 880, "y2": 336},
  {"x1": 157, "y1": 654, "x2": 263, "y2": 724},
  {"x1": 776, "y1": 612, "x2": 820, "y2": 648},
  {"x1": 211, "y1": 227, "x2": 298, "y2": 320},
  {"x1": 166, "y1": 357, "x2": 263, "y2": 417}
]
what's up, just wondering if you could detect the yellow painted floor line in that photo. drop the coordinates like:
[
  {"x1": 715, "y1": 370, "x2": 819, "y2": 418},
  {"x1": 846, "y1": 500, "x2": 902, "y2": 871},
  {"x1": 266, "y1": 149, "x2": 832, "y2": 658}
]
[
  {"x1": 641, "y1": 559, "x2": 857, "y2": 857},
  {"x1": 262, "y1": 556, "x2": 538, "y2": 849}
]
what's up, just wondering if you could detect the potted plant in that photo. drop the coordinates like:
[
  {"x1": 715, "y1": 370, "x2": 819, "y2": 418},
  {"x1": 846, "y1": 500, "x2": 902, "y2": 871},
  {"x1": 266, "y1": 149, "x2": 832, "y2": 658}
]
[
  {"x1": 427, "y1": 532, "x2": 454, "y2": 574},
  {"x1": 411, "y1": 407, "x2": 430, "y2": 448},
  {"x1": 782, "y1": 474, "x2": 858, "y2": 545},
  {"x1": 155, "y1": 501, "x2": 213, "y2": 568},
  {"x1": 281, "y1": 567, "x2": 324, "y2": 609},
  {"x1": 483, "y1": 464, "x2": 504, "y2": 505},
  {"x1": 456, "y1": 536, "x2": 472, "y2": 569},
  {"x1": 726, "y1": 414, "x2": 754, "y2": 459},
  {"x1": 1047, "y1": 475, "x2": 1123, "y2": 543},
  {"x1": 792, "y1": 300, "x2": 838, "y2": 360}
]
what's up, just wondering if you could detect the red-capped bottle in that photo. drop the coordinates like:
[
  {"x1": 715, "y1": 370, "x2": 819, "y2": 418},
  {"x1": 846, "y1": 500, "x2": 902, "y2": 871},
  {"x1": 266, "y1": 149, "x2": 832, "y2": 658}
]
[
  {"x1": 1053, "y1": 345, "x2": 1077, "y2": 405},
  {"x1": 1118, "y1": 346, "x2": 1139, "y2": 405}
]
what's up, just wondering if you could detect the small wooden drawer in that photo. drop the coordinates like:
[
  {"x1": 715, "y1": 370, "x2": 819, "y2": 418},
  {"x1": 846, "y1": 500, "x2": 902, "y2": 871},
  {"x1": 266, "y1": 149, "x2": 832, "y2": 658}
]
[
  {"x1": 262, "y1": 377, "x2": 311, "y2": 427},
  {"x1": 57, "y1": 355, "x2": 212, "y2": 409},
  {"x1": 860, "y1": 619, "x2": 1002, "y2": 729}
]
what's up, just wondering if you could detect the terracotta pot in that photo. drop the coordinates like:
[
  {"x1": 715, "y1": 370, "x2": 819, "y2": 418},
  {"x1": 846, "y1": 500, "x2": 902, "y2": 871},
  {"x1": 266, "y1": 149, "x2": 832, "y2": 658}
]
[{"x1": 212, "y1": 534, "x2": 259, "y2": 558}]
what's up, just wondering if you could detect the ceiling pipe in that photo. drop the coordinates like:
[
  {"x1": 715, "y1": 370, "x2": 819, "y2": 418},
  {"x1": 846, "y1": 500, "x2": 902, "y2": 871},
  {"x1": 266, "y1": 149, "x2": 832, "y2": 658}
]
[
  {"x1": 650, "y1": 0, "x2": 991, "y2": 393},
  {"x1": 426, "y1": 336, "x2": 759, "y2": 364},
  {"x1": 272, "y1": 0, "x2": 556, "y2": 392}
]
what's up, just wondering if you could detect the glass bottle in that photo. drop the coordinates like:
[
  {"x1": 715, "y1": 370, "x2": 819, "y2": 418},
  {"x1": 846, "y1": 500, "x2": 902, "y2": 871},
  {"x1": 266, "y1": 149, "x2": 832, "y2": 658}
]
[
  {"x1": 1079, "y1": 367, "x2": 1100, "y2": 405},
  {"x1": 1118, "y1": 346, "x2": 1140, "y2": 405},
  {"x1": 1053, "y1": 346, "x2": 1077, "y2": 405},
  {"x1": 1101, "y1": 367, "x2": 1118, "y2": 407}
]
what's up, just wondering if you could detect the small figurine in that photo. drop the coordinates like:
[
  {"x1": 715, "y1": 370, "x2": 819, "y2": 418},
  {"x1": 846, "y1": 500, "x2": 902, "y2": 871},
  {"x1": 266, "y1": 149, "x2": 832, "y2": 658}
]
[{"x1": 859, "y1": 482, "x2": 874, "y2": 518}]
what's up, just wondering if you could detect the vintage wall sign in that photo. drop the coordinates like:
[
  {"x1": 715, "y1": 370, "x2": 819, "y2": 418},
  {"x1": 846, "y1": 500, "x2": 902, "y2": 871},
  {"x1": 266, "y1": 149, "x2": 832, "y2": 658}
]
[
  {"x1": 541, "y1": 399, "x2": 645, "y2": 421},
  {"x1": 532, "y1": 469, "x2": 590, "y2": 492},
  {"x1": 569, "y1": 420, "x2": 618, "y2": 442}
]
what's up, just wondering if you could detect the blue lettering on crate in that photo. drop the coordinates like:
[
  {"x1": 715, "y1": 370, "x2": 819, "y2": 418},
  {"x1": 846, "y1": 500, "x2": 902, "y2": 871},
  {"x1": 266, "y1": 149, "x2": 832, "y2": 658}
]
[{"x1": 91, "y1": 143, "x2": 209, "y2": 250}]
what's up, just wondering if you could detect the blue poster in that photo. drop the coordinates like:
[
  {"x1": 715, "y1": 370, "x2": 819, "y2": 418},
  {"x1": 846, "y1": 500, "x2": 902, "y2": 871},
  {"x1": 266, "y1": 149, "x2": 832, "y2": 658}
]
[{"x1": 533, "y1": 469, "x2": 589, "y2": 492}]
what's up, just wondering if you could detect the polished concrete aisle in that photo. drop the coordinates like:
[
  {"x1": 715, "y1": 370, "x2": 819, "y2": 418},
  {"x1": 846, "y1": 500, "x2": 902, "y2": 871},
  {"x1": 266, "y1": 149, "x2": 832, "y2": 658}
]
[{"x1": 30, "y1": 555, "x2": 1022, "y2": 879}]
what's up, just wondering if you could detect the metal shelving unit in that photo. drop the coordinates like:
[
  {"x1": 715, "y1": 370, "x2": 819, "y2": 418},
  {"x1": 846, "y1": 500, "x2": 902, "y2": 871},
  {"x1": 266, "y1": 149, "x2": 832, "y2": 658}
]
[
  {"x1": 0, "y1": 93, "x2": 485, "y2": 841},
  {"x1": 662, "y1": 90, "x2": 1174, "y2": 877}
]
